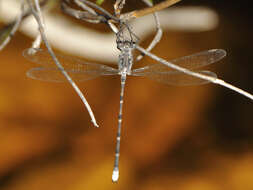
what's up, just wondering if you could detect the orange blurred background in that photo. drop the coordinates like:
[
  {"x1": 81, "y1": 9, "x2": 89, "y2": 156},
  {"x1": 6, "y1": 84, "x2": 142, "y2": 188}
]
[{"x1": 0, "y1": 0, "x2": 253, "y2": 189}]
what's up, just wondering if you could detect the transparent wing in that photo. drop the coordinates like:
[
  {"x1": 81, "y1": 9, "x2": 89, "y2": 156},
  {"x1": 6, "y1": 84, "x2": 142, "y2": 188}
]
[
  {"x1": 133, "y1": 49, "x2": 226, "y2": 73},
  {"x1": 132, "y1": 49, "x2": 225, "y2": 85},
  {"x1": 26, "y1": 67, "x2": 112, "y2": 82},
  {"x1": 23, "y1": 48, "x2": 118, "y2": 82},
  {"x1": 135, "y1": 70, "x2": 217, "y2": 86}
]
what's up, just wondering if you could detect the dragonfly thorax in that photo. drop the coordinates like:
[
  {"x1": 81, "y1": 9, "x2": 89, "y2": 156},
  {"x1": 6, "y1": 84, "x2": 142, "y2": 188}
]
[{"x1": 118, "y1": 41, "x2": 135, "y2": 75}]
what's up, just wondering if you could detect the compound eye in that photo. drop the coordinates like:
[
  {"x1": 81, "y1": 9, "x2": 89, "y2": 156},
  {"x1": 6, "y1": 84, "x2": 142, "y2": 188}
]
[{"x1": 117, "y1": 43, "x2": 123, "y2": 50}]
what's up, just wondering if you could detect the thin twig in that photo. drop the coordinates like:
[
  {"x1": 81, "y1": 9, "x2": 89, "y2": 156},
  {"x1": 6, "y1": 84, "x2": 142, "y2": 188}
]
[
  {"x1": 136, "y1": 45, "x2": 253, "y2": 101},
  {"x1": 76, "y1": 0, "x2": 119, "y2": 22},
  {"x1": 74, "y1": 0, "x2": 97, "y2": 15},
  {"x1": 0, "y1": 0, "x2": 49, "y2": 51},
  {"x1": 136, "y1": 0, "x2": 163, "y2": 61},
  {"x1": 114, "y1": 0, "x2": 126, "y2": 17},
  {"x1": 120, "y1": 0, "x2": 182, "y2": 20},
  {"x1": 61, "y1": 1, "x2": 253, "y2": 101},
  {"x1": 105, "y1": 19, "x2": 253, "y2": 101},
  {"x1": 26, "y1": 0, "x2": 99, "y2": 127},
  {"x1": 31, "y1": 0, "x2": 45, "y2": 49},
  {"x1": 61, "y1": 1, "x2": 107, "y2": 23},
  {"x1": 0, "y1": 0, "x2": 25, "y2": 51}
]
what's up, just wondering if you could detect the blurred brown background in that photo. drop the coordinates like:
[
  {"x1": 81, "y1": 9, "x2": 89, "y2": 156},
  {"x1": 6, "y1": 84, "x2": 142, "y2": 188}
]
[{"x1": 0, "y1": 0, "x2": 253, "y2": 189}]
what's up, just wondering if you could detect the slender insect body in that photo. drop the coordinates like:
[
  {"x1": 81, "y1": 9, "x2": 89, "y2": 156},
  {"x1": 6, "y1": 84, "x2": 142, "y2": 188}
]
[
  {"x1": 112, "y1": 33, "x2": 136, "y2": 181},
  {"x1": 113, "y1": 71, "x2": 127, "y2": 182}
]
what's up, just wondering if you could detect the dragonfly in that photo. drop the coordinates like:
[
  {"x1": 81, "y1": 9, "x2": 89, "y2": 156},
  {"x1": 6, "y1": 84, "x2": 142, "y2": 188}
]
[
  {"x1": 23, "y1": 44, "x2": 226, "y2": 182},
  {"x1": 22, "y1": 0, "x2": 253, "y2": 183}
]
